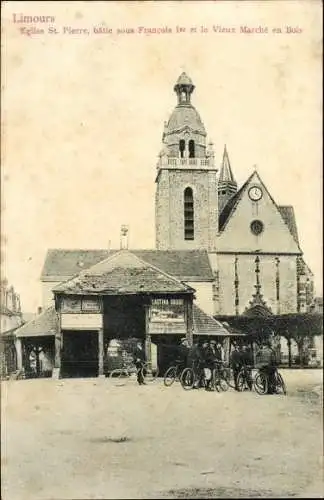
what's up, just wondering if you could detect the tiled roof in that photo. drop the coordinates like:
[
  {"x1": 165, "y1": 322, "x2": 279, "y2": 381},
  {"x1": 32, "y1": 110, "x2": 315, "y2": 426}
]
[
  {"x1": 278, "y1": 206, "x2": 299, "y2": 244},
  {"x1": 41, "y1": 249, "x2": 213, "y2": 282},
  {"x1": 53, "y1": 251, "x2": 195, "y2": 296},
  {"x1": 193, "y1": 304, "x2": 232, "y2": 336},
  {"x1": 15, "y1": 307, "x2": 57, "y2": 338}
]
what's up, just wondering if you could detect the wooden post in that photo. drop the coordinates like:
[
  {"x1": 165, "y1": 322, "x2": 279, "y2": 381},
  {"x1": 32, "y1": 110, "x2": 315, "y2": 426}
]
[
  {"x1": 186, "y1": 298, "x2": 193, "y2": 347},
  {"x1": 54, "y1": 334, "x2": 61, "y2": 369},
  {"x1": 144, "y1": 305, "x2": 152, "y2": 369},
  {"x1": 98, "y1": 328, "x2": 104, "y2": 377},
  {"x1": 15, "y1": 338, "x2": 23, "y2": 371}
]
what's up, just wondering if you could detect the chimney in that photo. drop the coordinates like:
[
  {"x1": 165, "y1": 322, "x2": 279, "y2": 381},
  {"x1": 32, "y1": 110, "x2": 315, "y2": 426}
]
[
  {"x1": 120, "y1": 225, "x2": 129, "y2": 250},
  {"x1": 37, "y1": 306, "x2": 43, "y2": 315}
]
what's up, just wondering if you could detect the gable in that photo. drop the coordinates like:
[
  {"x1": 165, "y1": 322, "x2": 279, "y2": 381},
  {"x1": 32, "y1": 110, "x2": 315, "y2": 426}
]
[
  {"x1": 41, "y1": 249, "x2": 214, "y2": 282},
  {"x1": 217, "y1": 171, "x2": 302, "y2": 254},
  {"x1": 53, "y1": 250, "x2": 195, "y2": 296}
]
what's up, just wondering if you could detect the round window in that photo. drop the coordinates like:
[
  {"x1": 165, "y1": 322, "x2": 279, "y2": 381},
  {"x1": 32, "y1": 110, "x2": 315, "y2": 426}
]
[{"x1": 250, "y1": 220, "x2": 264, "y2": 235}]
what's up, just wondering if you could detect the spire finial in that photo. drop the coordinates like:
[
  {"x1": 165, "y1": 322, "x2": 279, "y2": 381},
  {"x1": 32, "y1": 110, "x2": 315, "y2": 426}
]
[{"x1": 174, "y1": 72, "x2": 195, "y2": 105}]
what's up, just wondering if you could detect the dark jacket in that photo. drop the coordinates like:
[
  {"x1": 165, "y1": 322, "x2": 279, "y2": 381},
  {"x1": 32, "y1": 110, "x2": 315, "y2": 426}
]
[
  {"x1": 204, "y1": 346, "x2": 217, "y2": 367},
  {"x1": 187, "y1": 344, "x2": 203, "y2": 366},
  {"x1": 256, "y1": 346, "x2": 276, "y2": 368},
  {"x1": 133, "y1": 346, "x2": 145, "y2": 364},
  {"x1": 242, "y1": 349, "x2": 253, "y2": 367},
  {"x1": 230, "y1": 349, "x2": 242, "y2": 370},
  {"x1": 177, "y1": 344, "x2": 189, "y2": 365}
]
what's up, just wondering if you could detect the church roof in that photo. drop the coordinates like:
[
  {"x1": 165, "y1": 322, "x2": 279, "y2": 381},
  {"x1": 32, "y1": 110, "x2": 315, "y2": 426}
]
[
  {"x1": 219, "y1": 174, "x2": 252, "y2": 231},
  {"x1": 165, "y1": 105, "x2": 206, "y2": 136},
  {"x1": 219, "y1": 172, "x2": 301, "y2": 246},
  {"x1": 15, "y1": 307, "x2": 57, "y2": 338},
  {"x1": 53, "y1": 250, "x2": 195, "y2": 296},
  {"x1": 277, "y1": 206, "x2": 299, "y2": 245},
  {"x1": 41, "y1": 249, "x2": 214, "y2": 282}
]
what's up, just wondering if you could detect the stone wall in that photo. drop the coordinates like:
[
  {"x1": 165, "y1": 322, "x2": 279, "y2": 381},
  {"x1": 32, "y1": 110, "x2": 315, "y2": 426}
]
[{"x1": 155, "y1": 169, "x2": 218, "y2": 251}]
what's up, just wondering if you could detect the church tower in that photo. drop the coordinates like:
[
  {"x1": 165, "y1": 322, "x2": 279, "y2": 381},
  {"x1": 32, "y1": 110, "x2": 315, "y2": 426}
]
[
  {"x1": 218, "y1": 145, "x2": 237, "y2": 214},
  {"x1": 155, "y1": 73, "x2": 218, "y2": 251}
]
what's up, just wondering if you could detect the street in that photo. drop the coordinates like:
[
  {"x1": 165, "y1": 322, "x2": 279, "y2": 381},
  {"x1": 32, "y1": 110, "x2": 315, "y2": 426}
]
[{"x1": 1, "y1": 369, "x2": 323, "y2": 499}]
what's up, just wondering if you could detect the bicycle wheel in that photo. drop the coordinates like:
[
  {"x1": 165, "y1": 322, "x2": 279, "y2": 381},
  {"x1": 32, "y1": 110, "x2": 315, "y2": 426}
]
[
  {"x1": 236, "y1": 371, "x2": 246, "y2": 392},
  {"x1": 142, "y1": 363, "x2": 159, "y2": 383},
  {"x1": 180, "y1": 367, "x2": 195, "y2": 390},
  {"x1": 164, "y1": 366, "x2": 177, "y2": 387},
  {"x1": 276, "y1": 372, "x2": 287, "y2": 395},
  {"x1": 109, "y1": 369, "x2": 129, "y2": 386},
  {"x1": 254, "y1": 372, "x2": 268, "y2": 395}
]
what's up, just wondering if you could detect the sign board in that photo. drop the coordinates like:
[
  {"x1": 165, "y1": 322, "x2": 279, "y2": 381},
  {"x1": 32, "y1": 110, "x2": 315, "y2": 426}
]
[
  {"x1": 149, "y1": 298, "x2": 186, "y2": 334},
  {"x1": 61, "y1": 313, "x2": 102, "y2": 330}
]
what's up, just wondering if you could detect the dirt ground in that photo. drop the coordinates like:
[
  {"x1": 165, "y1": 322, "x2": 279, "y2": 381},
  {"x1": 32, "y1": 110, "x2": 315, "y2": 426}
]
[{"x1": 1, "y1": 369, "x2": 323, "y2": 499}]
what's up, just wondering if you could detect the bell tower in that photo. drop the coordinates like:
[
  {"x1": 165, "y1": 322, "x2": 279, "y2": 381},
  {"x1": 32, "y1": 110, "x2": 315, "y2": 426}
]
[{"x1": 155, "y1": 72, "x2": 218, "y2": 251}]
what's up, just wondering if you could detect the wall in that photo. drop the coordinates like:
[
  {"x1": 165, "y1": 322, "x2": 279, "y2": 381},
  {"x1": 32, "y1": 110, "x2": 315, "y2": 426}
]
[
  {"x1": 42, "y1": 281, "x2": 61, "y2": 309},
  {"x1": 217, "y1": 172, "x2": 301, "y2": 254},
  {"x1": 1, "y1": 313, "x2": 22, "y2": 333},
  {"x1": 155, "y1": 169, "x2": 218, "y2": 251},
  {"x1": 186, "y1": 281, "x2": 214, "y2": 315},
  {"x1": 209, "y1": 252, "x2": 298, "y2": 315}
]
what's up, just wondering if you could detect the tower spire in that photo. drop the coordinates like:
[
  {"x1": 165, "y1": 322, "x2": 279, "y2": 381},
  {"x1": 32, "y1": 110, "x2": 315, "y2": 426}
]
[
  {"x1": 219, "y1": 145, "x2": 235, "y2": 183},
  {"x1": 218, "y1": 145, "x2": 238, "y2": 214}
]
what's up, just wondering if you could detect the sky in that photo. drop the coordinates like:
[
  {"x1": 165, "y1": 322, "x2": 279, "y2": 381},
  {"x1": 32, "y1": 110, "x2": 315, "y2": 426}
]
[{"x1": 2, "y1": 1, "x2": 322, "y2": 313}]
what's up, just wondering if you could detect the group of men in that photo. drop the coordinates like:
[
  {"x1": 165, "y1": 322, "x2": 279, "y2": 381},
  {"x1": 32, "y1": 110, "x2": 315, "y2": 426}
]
[
  {"x1": 176, "y1": 338, "x2": 224, "y2": 391},
  {"x1": 133, "y1": 337, "x2": 278, "y2": 393}
]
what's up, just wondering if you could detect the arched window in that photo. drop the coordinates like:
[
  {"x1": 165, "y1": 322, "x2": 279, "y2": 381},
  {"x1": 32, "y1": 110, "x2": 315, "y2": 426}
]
[
  {"x1": 179, "y1": 139, "x2": 185, "y2": 158},
  {"x1": 189, "y1": 139, "x2": 195, "y2": 158},
  {"x1": 184, "y1": 187, "x2": 194, "y2": 240}
]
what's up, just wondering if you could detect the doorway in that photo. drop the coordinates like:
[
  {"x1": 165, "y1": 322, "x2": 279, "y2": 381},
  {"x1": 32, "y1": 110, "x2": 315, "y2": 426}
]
[{"x1": 61, "y1": 330, "x2": 98, "y2": 378}]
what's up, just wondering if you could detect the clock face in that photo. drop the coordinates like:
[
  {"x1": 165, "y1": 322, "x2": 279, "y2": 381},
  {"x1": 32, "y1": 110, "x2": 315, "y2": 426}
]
[{"x1": 248, "y1": 186, "x2": 263, "y2": 201}]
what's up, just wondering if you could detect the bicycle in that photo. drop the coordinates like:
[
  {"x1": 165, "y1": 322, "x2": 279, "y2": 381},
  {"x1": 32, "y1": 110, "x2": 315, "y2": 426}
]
[
  {"x1": 164, "y1": 360, "x2": 186, "y2": 387},
  {"x1": 212, "y1": 360, "x2": 236, "y2": 390},
  {"x1": 236, "y1": 364, "x2": 253, "y2": 392},
  {"x1": 109, "y1": 361, "x2": 138, "y2": 386},
  {"x1": 210, "y1": 364, "x2": 229, "y2": 392},
  {"x1": 180, "y1": 361, "x2": 206, "y2": 390},
  {"x1": 253, "y1": 366, "x2": 287, "y2": 395}
]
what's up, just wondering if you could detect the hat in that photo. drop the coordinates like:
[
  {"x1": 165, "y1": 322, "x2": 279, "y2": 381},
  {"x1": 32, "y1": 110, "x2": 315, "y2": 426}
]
[
  {"x1": 210, "y1": 340, "x2": 216, "y2": 345},
  {"x1": 180, "y1": 337, "x2": 187, "y2": 343}
]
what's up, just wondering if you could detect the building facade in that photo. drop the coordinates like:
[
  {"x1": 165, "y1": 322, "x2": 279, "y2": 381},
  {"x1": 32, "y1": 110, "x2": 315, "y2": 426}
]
[
  {"x1": 14, "y1": 72, "x2": 322, "y2": 378},
  {"x1": 0, "y1": 281, "x2": 23, "y2": 377},
  {"x1": 155, "y1": 72, "x2": 312, "y2": 319}
]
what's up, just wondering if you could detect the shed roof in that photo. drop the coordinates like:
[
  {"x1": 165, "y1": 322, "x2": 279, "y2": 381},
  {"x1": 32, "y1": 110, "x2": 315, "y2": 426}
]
[
  {"x1": 193, "y1": 305, "x2": 234, "y2": 336},
  {"x1": 15, "y1": 307, "x2": 57, "y2": 338}
]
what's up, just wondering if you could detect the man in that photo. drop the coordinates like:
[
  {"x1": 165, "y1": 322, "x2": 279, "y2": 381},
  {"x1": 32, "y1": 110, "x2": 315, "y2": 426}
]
[
  {"x1": 240, "y1": 345, "x2": 253, "y2": 390},
  {"x1": 204, "y1": 340, "x2": 218, "y2": 391},
  {"x1": 133, "y1": 341, "x2": 146, "y2": 385},
  {"x1": 177, "y1": 338, "x2": 189, "y2": 369},
  {"x1": 187, "y1": 340, "x2": 204, "y2": 388},
  {"x1": 256, "y1": 341, "x2": 277, "y2": 394},
  {"x1": 230, "y1": 343, "x2": 242, "y2": 391},
  {"x1": 215, "y1": 342, "x2": 223, "y2": 363}
]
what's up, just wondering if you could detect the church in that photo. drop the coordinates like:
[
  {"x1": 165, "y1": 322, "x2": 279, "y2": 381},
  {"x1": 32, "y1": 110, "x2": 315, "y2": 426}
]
[{"x1": 12, "y1": 72, "x2": 319, "y2": 378}]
